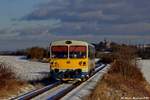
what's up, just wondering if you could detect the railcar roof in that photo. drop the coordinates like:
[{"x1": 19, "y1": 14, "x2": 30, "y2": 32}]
[{"x1": 50, "y1": 40, "x2": 90, "y2": 46}]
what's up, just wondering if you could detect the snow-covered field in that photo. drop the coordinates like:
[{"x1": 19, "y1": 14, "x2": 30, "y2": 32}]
[
  {"x1": 138, "y1": 60, "x2": 150, "y2": 83},
  {"x1": 0, "y1": 56, "x2": 49, "y2": 81},
  {"x1": 1, "y1": 55, "x2": 148, "y2": 84}
]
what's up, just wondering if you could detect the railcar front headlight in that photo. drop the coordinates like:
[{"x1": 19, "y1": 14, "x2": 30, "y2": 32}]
[
  {"x1": 83, "y1": 62, "x2": 86, "y2": 66},
  {"x1": 55, "y1": 62, "x2": 58, "y2": 65},
  {"x1": 79, "y1": 61, "x2": 86, "y2": 66},
  {"x1": 50, "y1": 62, "x2": 54, "y2": 65},
  {"x1": 79, "y1": 61, "x2": 82, "y2": 66}
]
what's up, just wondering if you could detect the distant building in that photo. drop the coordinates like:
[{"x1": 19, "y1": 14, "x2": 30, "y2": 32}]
[
  {"x1": 137, "y1": 44, "x2": 150, "y2": 49},
  {"x1": 104, "y1": 38, "x2": 111, "y2": 49},
  {"x1": 144, "y1": 44, "x2": 150, "y2": 48}
]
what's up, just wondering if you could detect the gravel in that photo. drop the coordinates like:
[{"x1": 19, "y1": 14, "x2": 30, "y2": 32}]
[
  {"x1": 138, "y1": 60, "x2": 150, "y2": 83},
  {"x1": 0, "y1": 55, "x2": 49, "y2": 81}
]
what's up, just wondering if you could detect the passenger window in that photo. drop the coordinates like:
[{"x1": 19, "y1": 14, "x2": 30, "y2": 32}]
[{"x1": 88, "y1": 46, "x2": 95, "y2": 59}]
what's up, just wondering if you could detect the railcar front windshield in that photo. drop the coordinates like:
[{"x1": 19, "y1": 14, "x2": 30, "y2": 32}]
[
  {"x1": 69, "y1": 46, "x2": 86, "y2": 58},
  {"x1": 51, "y1": 46, "x2": 68, "y2": 58}
]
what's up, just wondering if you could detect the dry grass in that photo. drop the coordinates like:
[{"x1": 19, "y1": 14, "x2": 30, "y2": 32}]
[
  {"x1": 108, "y1": 46, "x2": 144, "y2": 81},
  {"x1": 86, "y1": 46, "x2": 150, "y2": 100},
  {"x1": 108, "y1": 59, "x2": 144, "y2": 81},
  {"x1": 0, "y1": 62, "x2": 27, "y2": 99},
  {"x1": 87, "y1": 74, "x2": 150, "y2": 100},
  {"x1": 0, "y1": 63, "x2": 15, "y2": 88}
]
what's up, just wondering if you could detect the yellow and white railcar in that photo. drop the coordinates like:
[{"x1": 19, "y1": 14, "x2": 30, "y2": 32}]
[{"x1": 49, "y1": 40, "x2": 95, "y2": 80}]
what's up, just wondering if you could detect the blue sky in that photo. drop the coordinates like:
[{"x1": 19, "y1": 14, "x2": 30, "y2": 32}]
[
  {"x1": 0, "y1": 0, "x2": 150, "y2": 51},
  {"x1": 0, "y1": 0, "x2": 44, "y2": 28}
]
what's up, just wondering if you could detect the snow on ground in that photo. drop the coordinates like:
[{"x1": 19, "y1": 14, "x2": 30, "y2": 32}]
[
  {"x1": 138, "y1": 60, "x2": 150, "y2": 83},
  {"x1": 0, "y1": 55, "x2": 49, "y2": 81}
]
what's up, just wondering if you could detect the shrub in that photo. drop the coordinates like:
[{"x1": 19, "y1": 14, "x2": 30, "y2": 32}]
[
  {"x1": 99, "y1": 53, "x2": 115, "y2": 64},
  {"x1": 0, "y1": 63, "x2": 15, "y2": 88},
  {"x1": 0, "y1": 62, "x2": 27, "y2": 98},
  {"x1": 138, "y1": 47, "x2": 150, "y2": 59},
  {"x1": 26, "y1": 47, "x2": 49, "y2": 59}
]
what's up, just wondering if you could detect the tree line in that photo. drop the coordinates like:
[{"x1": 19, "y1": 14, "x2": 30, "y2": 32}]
[{"x1": 0, "y1": 41, "x2": 150, "y2": 60}]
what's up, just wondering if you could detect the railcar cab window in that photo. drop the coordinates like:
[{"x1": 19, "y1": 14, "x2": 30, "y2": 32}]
[
  {"x1": 69, "y1": 46, "x2": 86, "y2": 58},
  {"x1": 51, "y1": 46, "x2": 68, "y2": 58}
]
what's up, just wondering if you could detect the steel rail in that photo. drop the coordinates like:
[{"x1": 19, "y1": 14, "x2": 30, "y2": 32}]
[
  {"x1": 47, "y1": 81, "x2": 81, "y2": 100},
  {"x1": 12, "y1": 81, "x2": 62, "y2": 100}
]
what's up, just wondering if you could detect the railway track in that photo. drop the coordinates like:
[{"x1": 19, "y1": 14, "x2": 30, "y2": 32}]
[
  {"x1": 33, "y1": 81, "x2": 81, "y2": 100},
  {"x1": 12, "y1": 81, "x2": 62, "y2": 100},
  {"x1": 13, "y1": 64, "x2": 106, "y2": 100}
]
